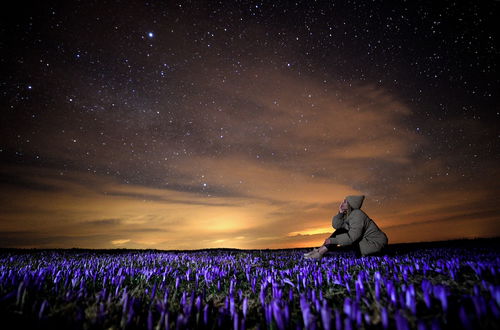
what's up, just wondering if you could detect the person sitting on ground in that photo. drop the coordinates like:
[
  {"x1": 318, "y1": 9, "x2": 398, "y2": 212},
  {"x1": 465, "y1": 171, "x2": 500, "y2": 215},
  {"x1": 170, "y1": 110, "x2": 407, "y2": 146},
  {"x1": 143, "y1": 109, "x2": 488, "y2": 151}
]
[{"x1": 304, "y1": 195, "x2": 388, "y2": 259}]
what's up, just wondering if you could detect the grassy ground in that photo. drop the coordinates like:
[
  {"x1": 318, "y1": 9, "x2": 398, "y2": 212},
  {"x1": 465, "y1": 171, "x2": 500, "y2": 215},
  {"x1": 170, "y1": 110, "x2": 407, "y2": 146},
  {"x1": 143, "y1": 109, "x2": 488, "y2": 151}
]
[{"x1": 0, "y1": 237, "x2": 498, "y2": 329}]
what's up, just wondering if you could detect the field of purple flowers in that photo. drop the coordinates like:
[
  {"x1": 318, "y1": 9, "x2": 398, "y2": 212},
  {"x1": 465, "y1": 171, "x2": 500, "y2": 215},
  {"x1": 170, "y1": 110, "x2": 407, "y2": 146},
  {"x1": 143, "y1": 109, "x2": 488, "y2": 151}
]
[{"x1": 0, "y1": 239, "x2": 499, "y2": 329}]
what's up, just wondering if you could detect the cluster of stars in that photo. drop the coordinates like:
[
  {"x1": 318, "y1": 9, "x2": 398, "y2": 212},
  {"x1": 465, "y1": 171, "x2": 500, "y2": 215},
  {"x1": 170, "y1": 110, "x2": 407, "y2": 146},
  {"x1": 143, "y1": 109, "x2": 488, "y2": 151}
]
[{"x1": 1, "y1": 0, "x2": 498, "y2": 194}]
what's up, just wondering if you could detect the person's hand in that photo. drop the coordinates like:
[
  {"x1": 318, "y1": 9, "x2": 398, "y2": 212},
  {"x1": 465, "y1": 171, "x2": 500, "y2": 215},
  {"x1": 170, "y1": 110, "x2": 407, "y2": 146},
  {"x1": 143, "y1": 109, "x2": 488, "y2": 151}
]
[{"x1": 324, "y1": 238, "x2": 332, "y2": 245}]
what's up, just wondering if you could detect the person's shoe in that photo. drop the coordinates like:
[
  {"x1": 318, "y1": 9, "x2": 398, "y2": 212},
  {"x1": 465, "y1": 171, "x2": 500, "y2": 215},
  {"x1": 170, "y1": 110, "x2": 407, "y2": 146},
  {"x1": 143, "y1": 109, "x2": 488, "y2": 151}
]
[
  {"x1": 304, "y1": 250, "x2": 323, "y2": 260},
  {"x1": 303, "y1": 248, "x2": 319, "y2": 257}
]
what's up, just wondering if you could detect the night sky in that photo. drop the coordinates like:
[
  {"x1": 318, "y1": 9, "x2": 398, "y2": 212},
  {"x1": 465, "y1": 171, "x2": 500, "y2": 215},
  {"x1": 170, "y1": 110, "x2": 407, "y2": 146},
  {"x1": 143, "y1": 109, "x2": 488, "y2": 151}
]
[{"x1": 1, "y1": 0, "x2": 499, "y2": 249}]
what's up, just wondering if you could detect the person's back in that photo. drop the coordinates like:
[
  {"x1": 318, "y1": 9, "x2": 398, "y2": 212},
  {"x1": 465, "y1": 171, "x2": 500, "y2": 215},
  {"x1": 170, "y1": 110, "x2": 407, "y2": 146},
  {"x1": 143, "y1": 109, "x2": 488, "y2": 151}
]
[{"x1": 350, "y1": 208, "x2": 388, "y2": 256}]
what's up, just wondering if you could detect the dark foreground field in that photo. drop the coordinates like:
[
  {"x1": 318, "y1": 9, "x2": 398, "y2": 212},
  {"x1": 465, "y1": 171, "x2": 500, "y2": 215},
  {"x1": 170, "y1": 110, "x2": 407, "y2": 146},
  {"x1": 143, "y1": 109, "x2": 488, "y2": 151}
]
[{"x1": 0, "y1": 238, "x2": 499, "y2": 330}]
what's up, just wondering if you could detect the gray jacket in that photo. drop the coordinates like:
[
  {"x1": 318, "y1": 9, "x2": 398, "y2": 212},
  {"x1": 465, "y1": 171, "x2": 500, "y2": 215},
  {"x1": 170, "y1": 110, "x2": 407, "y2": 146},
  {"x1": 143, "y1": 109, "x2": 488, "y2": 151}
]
[{"x1": 330, "y1": 195, "x2": 388, "y2": 256}]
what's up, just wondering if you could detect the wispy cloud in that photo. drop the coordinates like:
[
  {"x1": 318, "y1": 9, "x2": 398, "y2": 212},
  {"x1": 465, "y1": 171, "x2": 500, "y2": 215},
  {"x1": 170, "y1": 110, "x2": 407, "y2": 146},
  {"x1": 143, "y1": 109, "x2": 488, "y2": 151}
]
[
  {"x1": 111, "y1": 239, "x2": 130, "y2": 245},
  {"x1": 0, "y1": 62, "x2": 498, "y2": 249}
]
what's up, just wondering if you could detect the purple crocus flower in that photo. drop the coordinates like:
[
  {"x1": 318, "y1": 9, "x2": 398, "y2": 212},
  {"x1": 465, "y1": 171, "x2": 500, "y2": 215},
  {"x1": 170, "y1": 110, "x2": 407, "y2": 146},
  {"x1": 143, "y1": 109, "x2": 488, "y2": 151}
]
[
  {"x1": 283, "y1": 278, "x2": 295, "y2": 287},
  {"x1": 230, "y1": 278, "x2": 235, "y2": 295},
  {"x1": 433, "y1": 285, "x2": 448, "y2": 313},
  {"x1": 127, "y1": 302, "x2": 135, "y2": 326},
  {"x1": 265, "y1": 303, "x2": 273, "y2": 326},
  {"x1": 363, "y1": 312, "x2": 370, "y2": 324},
  {"x1": 230, "y1": 294, "x2": 236, "y2": 318},
  {"x1": 355, "y1": 273, "x2": 365, "y2": 300},
  {"x1": 300, "y1": 293, "x2": 312, "y2": 329},
  {"x1": 345, "y1": 281, "x2": 351, "y2": 294},
  {"x1": 203, "y1": 304, "x2": 209, "y2": 325},
  {"x1": 157, "y1": 311, "x2": 166, "y2": 329},
  {"x1": 151, "y1": 282, "x2": 157, "y2": 301},
  {"x1": 233, "y1": 310, "x2": 239, "y2": 330},
  {"x1": 395, "y1": 310, "x2": 409, "y2": 330},
  {"x1": 344, "y1": 317, "x2": 352, "y2": 330},
  {"x1": 355, "y1": 308, "x2": 362, "y2": 326},
  {"x1": 272, "y1": 299, "x2": 285, "y2": 330},
  {"x1": 423, "y1": 289, "x2": 431, "y2": 309},
  {"x1": 335, "y1": 309, "x2": 342, "y2": 330},
  {"x1": 389, "y1": 287, "x2": 397, "y2": 306},
  {"x1": 472, "y1": 295, "x2": 487, "y2": 318},
  {"x1": 176, "y1": 313, "x2": 186, "y2": 330},
  {"x1": 320, "y1": 300, "x2": 331, "y2": 330},
  {"x1": 417, "y1": 320, "x2": 427, "y2": 330},
  {"x1": 121, "y1": 291, "x2": 129, "y2": 315},
  {"x1": 180, "y1": 291, "x2": 186, "y2": 307},
  {"x1": 405, "y1": 288, "x2": 416, "y2": 314},
  {"x1": 283, "y1": 302, "x2": 290, "y2": 325},
  {"x1": 473, "y1": 284, "x2": 480, "y2": 296},
  {"x1": 490, "y1": 285, "x2": 500, "y2": 306},
  {"x1": 147, "y1": 310, "x2": 153, "y2": 330},
  {"x1": 38, "y1": 299, "x2": 48, "y2": 319},
  {"x1": 381, "y1": 307, "x2": 389, "y2": 329},
  {"x1": 459, "y1": 306, "x2": 473, "y2": 330},
  {"x1": 195, "y1": 295, "x2": 201, "y2": 313},
  {"x1": 343, "y1": 297, "x2": 352, "y2": 318},
  {"x1": 243, "y1": 297, "x2": 248, "y2": 319},
  {"x1": 260, "y1": 286, "x2": 267, "y2": 308},
  {"x1": 421, "y1": 279, "x2": 430, "y2": 292}
]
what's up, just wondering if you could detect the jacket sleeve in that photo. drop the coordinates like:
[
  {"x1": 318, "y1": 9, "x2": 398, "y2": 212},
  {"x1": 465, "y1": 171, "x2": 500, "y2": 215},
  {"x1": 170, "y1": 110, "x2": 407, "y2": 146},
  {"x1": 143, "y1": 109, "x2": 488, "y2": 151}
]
[
  {"x1": 332, "y1": 211, "x2": 345, "y2": 229},
  {"x1": 330, "y1": 211, "x2": 365, "y2": 245}
]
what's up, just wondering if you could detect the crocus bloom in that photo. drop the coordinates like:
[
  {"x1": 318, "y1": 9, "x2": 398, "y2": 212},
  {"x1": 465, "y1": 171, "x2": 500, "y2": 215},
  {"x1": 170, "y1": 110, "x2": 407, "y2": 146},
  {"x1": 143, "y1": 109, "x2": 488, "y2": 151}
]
[
  {"x1": 381, "y1": 307, "x2": 389, "y2": 329},
  {"x1": 433, "y1": 285, "x2": 448, "y2": 313},
  {"x1": 395, "y1": 310, "x2": 409, "y2": 330},
  {"x1": 233, "y1": 310, "x2": 239, "y2": 330},
  {"x1": 343, "y1": 297, "x2": 352, "y2": 318},
  {"x1": 320, "y1": 300, "x2": 331, "y2": 330},
  {"x1": 335, "y1": 310, "x2": 342, "y2": 330},
  {"x1": 459, "y1": 305, "x2": 473, "y2": 330},
  {"x1": 38, "y1": 299, "x2": 48, "y2": 319},
  {"x1": 272, "y1": 299, "x2": 285, "y2": 330},
  {"x1": 243, "y1": 297, "x2": 248, "y2": 319},
  {"x1": 300, "y1": 293, "x2": 312, "y2": 329}
]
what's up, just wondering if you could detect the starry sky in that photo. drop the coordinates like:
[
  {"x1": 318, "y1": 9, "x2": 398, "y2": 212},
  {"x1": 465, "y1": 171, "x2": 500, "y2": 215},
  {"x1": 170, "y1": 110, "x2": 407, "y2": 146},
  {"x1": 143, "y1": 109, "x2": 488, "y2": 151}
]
[{"x1": 1, "y1": 0, "x2": 499, "y2": 249}]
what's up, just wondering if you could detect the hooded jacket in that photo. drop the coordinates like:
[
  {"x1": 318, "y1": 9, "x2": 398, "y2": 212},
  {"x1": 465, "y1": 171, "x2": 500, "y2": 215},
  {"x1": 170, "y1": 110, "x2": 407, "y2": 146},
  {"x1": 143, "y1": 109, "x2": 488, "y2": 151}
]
[{"x1": 330, "y1": 195, "x2": 388, "y2": 256}]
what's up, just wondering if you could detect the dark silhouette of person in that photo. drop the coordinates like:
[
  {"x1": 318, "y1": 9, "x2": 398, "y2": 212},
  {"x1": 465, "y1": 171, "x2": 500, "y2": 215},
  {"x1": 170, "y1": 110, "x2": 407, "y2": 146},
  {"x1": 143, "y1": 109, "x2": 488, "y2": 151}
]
[{"x1": 304, "y1": 195, "x2": 389, "y2": 259}]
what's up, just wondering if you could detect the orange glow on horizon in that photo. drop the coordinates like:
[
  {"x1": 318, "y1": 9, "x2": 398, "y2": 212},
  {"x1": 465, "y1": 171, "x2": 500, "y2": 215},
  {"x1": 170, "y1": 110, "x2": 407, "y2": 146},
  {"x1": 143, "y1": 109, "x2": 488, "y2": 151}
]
[{"x1": 1, "y1": 68, "x2": 498, "y2": 249}]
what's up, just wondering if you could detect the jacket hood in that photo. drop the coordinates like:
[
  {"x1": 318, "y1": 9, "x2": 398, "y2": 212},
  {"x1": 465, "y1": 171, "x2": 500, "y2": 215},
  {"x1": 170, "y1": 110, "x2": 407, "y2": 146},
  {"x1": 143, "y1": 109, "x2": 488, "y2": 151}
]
[{"x1": 346, "y1": 195, "x2": 365, "y2": 209}]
